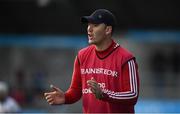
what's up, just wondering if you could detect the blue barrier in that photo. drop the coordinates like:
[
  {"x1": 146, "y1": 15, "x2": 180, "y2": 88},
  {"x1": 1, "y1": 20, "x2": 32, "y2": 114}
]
[
  {"x1": 125, "y1": 30, "x2": 180, "y2": 43},
  {"x1": 135, "y1": 99, "x2": 180, "y2": 113},
  {"x1": 0, "y1": 34, "x2": 87, "y2": 48}
]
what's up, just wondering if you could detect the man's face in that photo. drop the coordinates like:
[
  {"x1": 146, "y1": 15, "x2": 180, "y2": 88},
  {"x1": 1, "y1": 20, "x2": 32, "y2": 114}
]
[{"x1": 87, "y1": 23, "x2": 107, "y2": 45}]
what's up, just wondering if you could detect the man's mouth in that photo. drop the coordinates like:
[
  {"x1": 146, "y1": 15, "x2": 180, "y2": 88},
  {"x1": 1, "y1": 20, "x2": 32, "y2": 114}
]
[{"x1": 88, "y1": 34, "x2": 94, "y2": 40}]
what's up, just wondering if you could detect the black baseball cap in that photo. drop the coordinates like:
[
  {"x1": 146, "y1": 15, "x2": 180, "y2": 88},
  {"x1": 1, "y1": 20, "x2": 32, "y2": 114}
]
[{"x1": 81, "y1": 9, "x2": 116, "y2": 27}]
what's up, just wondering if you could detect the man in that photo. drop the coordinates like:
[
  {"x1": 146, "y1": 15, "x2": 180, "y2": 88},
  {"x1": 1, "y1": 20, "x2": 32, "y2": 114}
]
[{"x1": 44, "y1": 9, "x2": 139, "y2": 113}]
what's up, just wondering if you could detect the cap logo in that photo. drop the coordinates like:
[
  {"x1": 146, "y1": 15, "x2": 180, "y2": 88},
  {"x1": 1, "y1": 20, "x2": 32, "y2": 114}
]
[{"x1": 98, "y1": 15, "x2": 102, "y2": 19}]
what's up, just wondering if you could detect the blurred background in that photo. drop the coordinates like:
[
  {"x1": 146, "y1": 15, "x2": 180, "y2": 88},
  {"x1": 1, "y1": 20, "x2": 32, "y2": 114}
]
[{"x1": 0, "y1": 0, "x2": 180, "y2": 113}]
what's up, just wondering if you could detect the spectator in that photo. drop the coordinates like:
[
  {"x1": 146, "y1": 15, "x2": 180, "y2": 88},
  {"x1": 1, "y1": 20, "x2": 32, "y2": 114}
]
[{"x1": 0, "y1": 81, "x2": 21, "y2": 113}]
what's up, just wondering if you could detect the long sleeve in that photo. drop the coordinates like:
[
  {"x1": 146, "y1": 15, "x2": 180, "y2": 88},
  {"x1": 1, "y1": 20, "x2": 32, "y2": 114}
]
[
  {"x1": 64, "y1": 56, "x2": 82, "y2": 104},
  {"x1": 101, "y1": 59, "x2": 139, "y2": 105}
]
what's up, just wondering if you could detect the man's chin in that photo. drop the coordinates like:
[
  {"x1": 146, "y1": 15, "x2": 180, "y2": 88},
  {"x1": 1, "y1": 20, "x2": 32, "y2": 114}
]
[{"x1": 88, "y1": 40, "x2": 95, "y2": 45}]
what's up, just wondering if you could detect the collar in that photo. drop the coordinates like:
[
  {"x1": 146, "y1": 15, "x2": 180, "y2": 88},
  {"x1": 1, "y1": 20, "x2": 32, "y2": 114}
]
[{"x1": 95, "y1": 40, "x2": 119, "y2": 59}]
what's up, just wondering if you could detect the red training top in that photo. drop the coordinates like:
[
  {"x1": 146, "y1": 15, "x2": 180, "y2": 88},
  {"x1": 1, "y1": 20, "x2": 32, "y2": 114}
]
[{"x1": 65, "y1": 40, "x2": 139, "y2": 113}]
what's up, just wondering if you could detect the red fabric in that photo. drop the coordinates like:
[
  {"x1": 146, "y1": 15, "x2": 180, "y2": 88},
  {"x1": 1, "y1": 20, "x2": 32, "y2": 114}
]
[
  {"x1": 65, "y1": 57, "x2": 82, "y2": 104},
  {"x1": 65, "y1": 40, "x2": 139, "y2": 113},
  {"x1": 101, "y1": 61, "x2": 139, "y2": 107}
]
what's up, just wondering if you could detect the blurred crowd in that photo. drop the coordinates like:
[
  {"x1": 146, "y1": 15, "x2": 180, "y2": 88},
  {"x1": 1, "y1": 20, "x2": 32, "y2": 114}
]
[
  {"x1": 0, "y1": 81, "x2": 20, "y2": 113},
  {"x1": 0, "y1": 69, "x2": 47, "y2": 113}
]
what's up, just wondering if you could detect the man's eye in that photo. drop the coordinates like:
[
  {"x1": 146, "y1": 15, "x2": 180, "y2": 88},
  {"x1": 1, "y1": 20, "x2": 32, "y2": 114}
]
[{"x1": 94, "y1": 24, "x2": 98, "y2": 27}]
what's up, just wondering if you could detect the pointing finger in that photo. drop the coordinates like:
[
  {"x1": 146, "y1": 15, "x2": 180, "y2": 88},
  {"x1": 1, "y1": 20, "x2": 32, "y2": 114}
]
[
  {"x1": 91, "y1": 77, "x2": 96, "y2": 81},
  {"x1": 50, "y1": 84, "x2": 61, "y2": 92}
]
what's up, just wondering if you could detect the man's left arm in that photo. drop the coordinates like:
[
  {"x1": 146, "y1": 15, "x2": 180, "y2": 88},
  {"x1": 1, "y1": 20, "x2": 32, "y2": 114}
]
[{"x1": 88, "y1": 59, "x2": 139, "y2": 105}]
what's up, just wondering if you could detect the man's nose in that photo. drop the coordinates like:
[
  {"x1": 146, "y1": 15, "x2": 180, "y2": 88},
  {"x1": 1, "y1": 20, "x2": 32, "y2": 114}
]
[{"x1": 87, "y1": 25, "x2": 93, "y2": 32}]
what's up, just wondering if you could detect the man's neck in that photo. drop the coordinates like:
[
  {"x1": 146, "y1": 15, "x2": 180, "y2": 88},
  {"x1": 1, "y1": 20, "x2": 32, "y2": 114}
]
[{"x1": 95, "y1": 37, "x2": 113, "y2": 51}]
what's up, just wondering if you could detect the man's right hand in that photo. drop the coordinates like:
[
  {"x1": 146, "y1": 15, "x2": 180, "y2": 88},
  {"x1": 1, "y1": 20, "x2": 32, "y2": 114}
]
[{"x1": 44, "y1": 85, "x2": 65, "y2": 105}]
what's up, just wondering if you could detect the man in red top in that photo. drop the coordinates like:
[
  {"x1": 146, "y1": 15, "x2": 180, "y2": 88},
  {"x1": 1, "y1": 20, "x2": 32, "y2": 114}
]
[{"x1": 44, "y1": 9, "x2": 139, "y2": 113}]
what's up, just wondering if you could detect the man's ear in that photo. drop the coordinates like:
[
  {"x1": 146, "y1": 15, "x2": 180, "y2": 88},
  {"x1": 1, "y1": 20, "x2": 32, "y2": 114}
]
[{"x1": 105, "y1": 26, "x2": 112, "y2": 35}]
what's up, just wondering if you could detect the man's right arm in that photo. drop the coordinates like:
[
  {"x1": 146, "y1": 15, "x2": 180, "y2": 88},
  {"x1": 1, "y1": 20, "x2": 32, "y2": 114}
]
[{"x1": 64, "y1": 56, "x2": 82, "y2": 104}]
